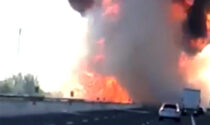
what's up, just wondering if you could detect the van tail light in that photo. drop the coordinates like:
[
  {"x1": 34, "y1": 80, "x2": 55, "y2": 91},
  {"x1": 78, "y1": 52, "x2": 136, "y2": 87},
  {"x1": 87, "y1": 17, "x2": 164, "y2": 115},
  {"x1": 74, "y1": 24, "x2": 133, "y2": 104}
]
[{"x1": 176, "y1": 109, "x2": 180, "y2": 113}]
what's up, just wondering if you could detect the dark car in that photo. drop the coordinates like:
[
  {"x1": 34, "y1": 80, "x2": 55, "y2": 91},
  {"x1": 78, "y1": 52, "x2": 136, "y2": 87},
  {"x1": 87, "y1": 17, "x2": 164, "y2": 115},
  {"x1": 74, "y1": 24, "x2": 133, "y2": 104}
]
[{"x1": 197, "y1": 107, "x2": 205, "y2": 115}]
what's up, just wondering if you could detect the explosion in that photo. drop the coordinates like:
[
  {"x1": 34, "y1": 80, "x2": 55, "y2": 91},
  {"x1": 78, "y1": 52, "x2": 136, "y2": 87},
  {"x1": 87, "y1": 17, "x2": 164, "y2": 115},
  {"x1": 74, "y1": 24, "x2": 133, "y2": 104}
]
[
  {"x1": 67, "y1": 0, "x2": 210, "y2": 104},
  {"x1": 69, "y1": 37, "x2": 132, "y2": 104},
  {"x1": 67, "y1": 0, "x2": 131, "y2": 104},
  {"x1": 77, "y1": 63, "x2": 132, "y2": 103}
]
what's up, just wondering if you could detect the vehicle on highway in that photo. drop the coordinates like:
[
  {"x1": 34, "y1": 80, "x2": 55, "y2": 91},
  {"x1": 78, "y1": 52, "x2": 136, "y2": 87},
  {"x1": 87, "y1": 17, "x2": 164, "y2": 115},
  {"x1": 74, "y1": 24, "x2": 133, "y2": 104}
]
[
  {"x1": 197, "y1": 106, "x2": 205, "y2": 115},
  {"x1": 181, "y1": 88, "x2": 201, "y2": 115},
  {"x1": 159, "y1": 103, "x2": 181, "y2": 122}
]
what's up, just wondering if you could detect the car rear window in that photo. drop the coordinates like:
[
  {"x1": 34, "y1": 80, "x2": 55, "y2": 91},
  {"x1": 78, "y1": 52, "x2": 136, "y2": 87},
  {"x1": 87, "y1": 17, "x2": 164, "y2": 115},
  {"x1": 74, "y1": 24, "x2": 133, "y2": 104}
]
[{"x1": 164, "y1": 104, "x2": 176, "y2": 109}]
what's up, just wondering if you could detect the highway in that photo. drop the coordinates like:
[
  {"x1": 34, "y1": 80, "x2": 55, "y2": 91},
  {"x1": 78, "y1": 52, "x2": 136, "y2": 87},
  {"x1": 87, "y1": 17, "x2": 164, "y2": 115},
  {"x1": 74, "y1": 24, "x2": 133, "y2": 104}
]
[{"x1": 0, "y1": 107, "x2": 209, "y2": 125}]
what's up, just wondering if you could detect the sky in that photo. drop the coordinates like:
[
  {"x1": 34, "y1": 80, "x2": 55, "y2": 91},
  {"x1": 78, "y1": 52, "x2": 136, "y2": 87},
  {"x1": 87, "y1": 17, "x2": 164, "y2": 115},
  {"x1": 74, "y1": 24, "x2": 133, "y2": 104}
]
[{"x1": 0, "y1": 0, "x2": 88, "y2": 92}]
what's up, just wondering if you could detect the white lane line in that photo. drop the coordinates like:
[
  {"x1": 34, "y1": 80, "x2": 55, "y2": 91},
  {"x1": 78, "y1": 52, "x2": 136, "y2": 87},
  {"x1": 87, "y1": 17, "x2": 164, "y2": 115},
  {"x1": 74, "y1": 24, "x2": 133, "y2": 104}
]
[
  {"x1": 61, "y1": 111, "x2": 81, "y2": 116},
  {"x1": 94, "y1": 117, "x2": 99, "y2": 121},
  {"x1": 66, "y1": 121, "x2": 74, "y2": 125},
  {"x1": 191, "y1": 115, "x2": 196, "y2": 125},
  {"x1": 82, "y1": 119, "x2": 88, "y2": 123},
  {"x1": 122, "y1": 109, "x2": 150, "y2": 114}
]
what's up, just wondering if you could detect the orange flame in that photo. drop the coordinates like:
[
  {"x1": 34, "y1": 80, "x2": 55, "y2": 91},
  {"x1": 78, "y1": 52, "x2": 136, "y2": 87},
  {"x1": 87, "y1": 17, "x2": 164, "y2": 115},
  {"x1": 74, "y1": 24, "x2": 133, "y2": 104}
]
[
  {"x1": 170, "y1": 2, "x2": 187, "y2": 22},
  {"x1": 207, "y1": 13, "x2": 210, "y2": 34},
  {"x1": 66, "y1": 0, "x2": 131, "y2": 104},
  {"x1": 102, "y1": 0, "x2": 120, "y2": 19},
  {"x1": 69, "y1": 37, "x2": 132, "y2": 104},
  {"x1": 184, "y1": 0, "x2": 194, "y2": 6},
  {"x1": 78, "y1": 66, "x2": 132, "y2": 103}
]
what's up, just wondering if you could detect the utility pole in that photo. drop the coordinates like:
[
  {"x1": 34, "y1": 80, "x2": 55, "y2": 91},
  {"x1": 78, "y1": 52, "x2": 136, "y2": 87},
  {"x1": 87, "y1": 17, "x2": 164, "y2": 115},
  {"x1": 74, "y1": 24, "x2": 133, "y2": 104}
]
[{"x1": 17, "y1": 28, "x2": 22, "y2": 55}]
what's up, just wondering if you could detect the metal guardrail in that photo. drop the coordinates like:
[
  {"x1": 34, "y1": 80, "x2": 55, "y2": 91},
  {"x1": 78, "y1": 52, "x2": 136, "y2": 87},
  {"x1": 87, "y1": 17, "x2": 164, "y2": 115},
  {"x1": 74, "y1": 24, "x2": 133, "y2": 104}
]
[
  {"x1": 0, "y1": 94, "x2": 132, "y2": 105},
  {"x1": 0, "y1": 94, "x2": 85, "y2": 102},
  {"x1": 0, "y1": 94, "x2": 45, "y2": 101}
]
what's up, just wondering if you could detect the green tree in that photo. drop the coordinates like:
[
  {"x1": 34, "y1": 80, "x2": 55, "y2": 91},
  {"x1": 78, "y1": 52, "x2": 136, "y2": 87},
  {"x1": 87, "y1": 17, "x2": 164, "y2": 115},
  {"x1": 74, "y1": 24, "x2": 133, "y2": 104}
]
[{"x1": 0, "y1": 73, "x2": 44, "y2": 96}]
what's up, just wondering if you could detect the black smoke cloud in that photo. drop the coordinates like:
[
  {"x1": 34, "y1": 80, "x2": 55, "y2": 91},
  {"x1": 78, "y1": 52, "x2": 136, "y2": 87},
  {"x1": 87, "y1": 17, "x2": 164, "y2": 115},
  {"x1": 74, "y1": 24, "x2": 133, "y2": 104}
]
[
  {"x1": 183, "y1": 0, "x2": 210, "y2": 54},
  {"x1": 68, "y1": 0, "x2": 95, "y2": 16},
  {"x1": 186, "y1": 0, "x2": 207, "y2": 38}
]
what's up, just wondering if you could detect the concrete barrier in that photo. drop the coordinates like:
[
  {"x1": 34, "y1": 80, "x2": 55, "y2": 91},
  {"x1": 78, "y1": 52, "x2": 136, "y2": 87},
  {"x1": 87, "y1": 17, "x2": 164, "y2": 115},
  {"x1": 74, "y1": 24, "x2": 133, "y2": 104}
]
[{"x1": 0, "y1": 99, "x2": 140, "y2": 117}]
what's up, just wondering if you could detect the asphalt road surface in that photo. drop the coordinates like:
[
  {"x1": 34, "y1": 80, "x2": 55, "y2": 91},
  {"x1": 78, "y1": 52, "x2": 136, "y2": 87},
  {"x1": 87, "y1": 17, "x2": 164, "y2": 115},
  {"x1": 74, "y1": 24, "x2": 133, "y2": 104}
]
[{"x1": 0, "y1": 107, "x2": 209, "y2": 125}]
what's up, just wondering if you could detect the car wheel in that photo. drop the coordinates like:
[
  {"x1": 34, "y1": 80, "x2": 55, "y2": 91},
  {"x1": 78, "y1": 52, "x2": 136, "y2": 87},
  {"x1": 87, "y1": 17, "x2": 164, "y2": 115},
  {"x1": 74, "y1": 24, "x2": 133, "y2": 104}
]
[
  {"x1": 182, "y1": 111, "x2": 187, "y2": 116},
  {"x1": 199, "y1": 111, "x2": 204, "y2": 115},
  {"x1": 159, "y1": 117, "x2": 163, "y2": 121},
  {"x1": 193, "y1": 113, "x2": 198, "y2": 117},
  {"x1": 175, "y1": 118, "x2": 180, "y2": 122}
]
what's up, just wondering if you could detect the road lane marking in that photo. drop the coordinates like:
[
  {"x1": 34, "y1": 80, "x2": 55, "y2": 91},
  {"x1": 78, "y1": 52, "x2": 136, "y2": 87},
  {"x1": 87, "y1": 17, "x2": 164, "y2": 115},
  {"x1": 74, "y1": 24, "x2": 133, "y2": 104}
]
[
  {"x1": 122, "y1": 109, "x2": 150, "y2": 114},
  {"x1": 191, "y1": 115, "x2": 196, "y2": 125},
  {"x1": 82, "y1": 119, "x2": 88, "y2": 123},
  {"x1": 61, "y1": 112, "x2": 81, "y2": 116},
  {"x1": 66, "y1": 121, "x2": 74, "y2": 125}
]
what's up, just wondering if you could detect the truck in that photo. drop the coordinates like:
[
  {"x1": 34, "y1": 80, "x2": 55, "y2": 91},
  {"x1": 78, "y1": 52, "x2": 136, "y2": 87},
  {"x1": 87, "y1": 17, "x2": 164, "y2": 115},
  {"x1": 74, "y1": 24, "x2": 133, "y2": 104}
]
[{"x1": 181, "y1": 88, "x2": 201, "y2": 115}]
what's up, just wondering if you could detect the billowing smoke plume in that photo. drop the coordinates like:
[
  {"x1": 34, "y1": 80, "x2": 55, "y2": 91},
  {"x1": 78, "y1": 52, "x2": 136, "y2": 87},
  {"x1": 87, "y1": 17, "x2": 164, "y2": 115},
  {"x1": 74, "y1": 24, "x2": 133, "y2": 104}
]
[
  {"x1": 86, "y1": 0, "x2": 186, "y2": 104},
  {"x1": 68, "y1": 0, "x2": 210, "y2": 104},
  {"x1": 183, "y1": 0, "x2": 209, "y2": 54},
  {"x1": 186, "y1": 0, "x2": 207, "y2": 38}
]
